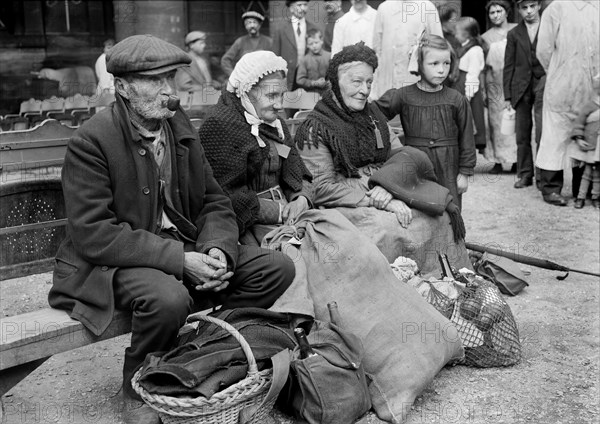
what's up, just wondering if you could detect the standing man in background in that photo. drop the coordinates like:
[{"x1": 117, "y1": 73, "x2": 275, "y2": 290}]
[
  {"x1": 536, "y1": 0, "x2": 600, "y2": 206},
  {"x1": 323, "y1": 0, "x2": 344, "y2": 53},
  {"x1": 272, "y1": 0, "x2": 318, "y2": 91},
  {"x1": 330, "y1": 0, "x2": 377, "y2": 57},
  {"x1": 370, "y1": 0, "x2": 443, "y2": 100},
  {"x1": 503, "y1": 0, "x2": 545, "y2": 191},
  {"x1": 221, "y1": 5, "x2": 273, "y2": 77}
]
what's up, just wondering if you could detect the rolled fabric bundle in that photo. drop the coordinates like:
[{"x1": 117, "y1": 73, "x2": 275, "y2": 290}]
[{"x1": 368, "y1": 146, "x2": 466, "y2": 242}]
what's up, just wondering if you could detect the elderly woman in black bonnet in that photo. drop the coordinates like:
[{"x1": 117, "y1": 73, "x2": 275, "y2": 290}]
[{"x1": 296, "y1": 42, "x2": 470, "y2": 272}]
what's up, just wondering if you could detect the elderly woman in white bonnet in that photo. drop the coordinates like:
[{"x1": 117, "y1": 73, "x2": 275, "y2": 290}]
[{"x1": 199, "y1": 50, "x2": 313, "y2": 245}]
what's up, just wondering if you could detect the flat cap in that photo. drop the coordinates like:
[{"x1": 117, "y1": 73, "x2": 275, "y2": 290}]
[
  {"x1": 184, "y1": 31, "x2": 207, "y2": 46},
  {"x1": 106, "y1": 34, "x2": 191, "y2": 77}
]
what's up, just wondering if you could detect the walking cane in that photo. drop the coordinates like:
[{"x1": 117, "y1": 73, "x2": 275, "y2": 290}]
[{"x1": 465, "y1": 241, "x2": 600, "y2": 280}]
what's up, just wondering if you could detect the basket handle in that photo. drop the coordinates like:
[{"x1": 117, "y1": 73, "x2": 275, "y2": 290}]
[
  {"x1": 186, "y1": 312, "x2": 259, "y2": 376},
  {"x1": 239, "y1": 349, "x2": 291, "y2": 424}
]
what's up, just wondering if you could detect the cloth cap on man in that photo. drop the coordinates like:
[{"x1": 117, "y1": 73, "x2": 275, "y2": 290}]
[
  {"x1": 227, "y1": 50, "x2": 287, "y2": 96},
  {"x1": 106, "y1": 34, "x2": 191, "y2": 76},
  {"x1": 184, "y1": 31, "x2": 207, "y2": 46}
]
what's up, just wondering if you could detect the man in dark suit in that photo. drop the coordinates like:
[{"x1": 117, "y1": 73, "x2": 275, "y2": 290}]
[
  {"x1": 503, "y1": 0, "x2": 547, "y2": 193},
  {"x1": 49, "y1": 35, "x2": 294, "y2": 424},
  {"x1": 272, "y1": 0, "x2": 319, "y2": 91}
]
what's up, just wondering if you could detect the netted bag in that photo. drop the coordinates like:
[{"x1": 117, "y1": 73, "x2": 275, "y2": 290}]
[
  {"x1": 424, "y1": 281, "x2": 458, "y2": 319},
  {"x1": 391, "y1": 257, "x2": 459, "y2": 319},
  {"x1": 452, "y1": 273, "x2": 521, "y2": 367}
]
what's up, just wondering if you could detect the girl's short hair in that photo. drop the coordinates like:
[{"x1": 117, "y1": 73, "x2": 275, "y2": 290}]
[
  {"x1": 411, "y1": 33, "x2": 458, "y2": 79},
  {"x1": 455, "y1": 16, "x2": 487, "y2": 51},
  {"x1": 456, "y1": 16, "x2": 481, "y2": 39}
]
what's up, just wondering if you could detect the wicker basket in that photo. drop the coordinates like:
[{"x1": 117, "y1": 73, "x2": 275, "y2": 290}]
[{"x1": 131, "y1": 314, "x2": 275, "y2": 424}]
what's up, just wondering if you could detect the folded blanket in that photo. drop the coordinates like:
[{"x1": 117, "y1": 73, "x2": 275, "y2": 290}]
[
  {"x1": 138, "y1": 308, "x2": 297, "y2": 398},
  {"x1": 368, "y1": 146, "x2": 466, "y2": 242}
]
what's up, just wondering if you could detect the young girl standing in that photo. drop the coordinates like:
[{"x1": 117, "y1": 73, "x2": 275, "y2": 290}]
[
  {"x1": 376, "y1": 34, "x2": 476, "y2": 209},
  {"x1": 454, "y1": 17, "x2": 487, "y2": 153}
]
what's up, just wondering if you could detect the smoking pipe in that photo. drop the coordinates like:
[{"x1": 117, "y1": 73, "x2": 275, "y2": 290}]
[{"x1": 162, "y1": 95, "x2": 180, "y2": 111}]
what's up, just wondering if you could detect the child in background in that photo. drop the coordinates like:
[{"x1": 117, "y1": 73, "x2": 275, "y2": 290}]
[
  {"x1": 296, "y1": 29, "x2": 331, "y2": 93},
  {"x1": 376, "y1": 34, "x2": 477, "y2": 209},
  {"x1": 454, "y1": 17, "x2": 487, "y2": 154},
  {"x1": 439, "y1": 8, "x2": 461, "y2": 88},
  {"x1": 569, "y1": 74, "x2": 600, "y2": 209}
]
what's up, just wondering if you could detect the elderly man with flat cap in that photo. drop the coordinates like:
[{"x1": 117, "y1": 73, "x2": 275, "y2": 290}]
[
  {"x1": 220, "y1": 4, "x2": 273, "y2": 76},
  {"x1": 48, "y1": 34, "x2": 295, "y2": 424}
]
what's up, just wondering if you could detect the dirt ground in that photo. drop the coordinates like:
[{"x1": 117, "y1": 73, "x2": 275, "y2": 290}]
[{"x1": 1, "y1": 155, "x2": 599, "y2": 424}]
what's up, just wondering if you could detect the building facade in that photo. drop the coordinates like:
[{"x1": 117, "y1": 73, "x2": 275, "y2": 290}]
[{"x1": 2, "y1": 0, "x2": 548, "y2": 116}]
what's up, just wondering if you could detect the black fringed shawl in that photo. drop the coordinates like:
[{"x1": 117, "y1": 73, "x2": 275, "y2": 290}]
[
  {"x1": 295, "y1": 89, "x2": 391, "y2": 178},
  {"x1": 199, "y1": 89, "x2": 312, "y2": 235}
]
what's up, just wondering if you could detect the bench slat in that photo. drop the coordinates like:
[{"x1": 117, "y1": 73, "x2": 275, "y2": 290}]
[
  {"x1": 0, "y1": 308, "x2": 131, "y2": 370},
  {"x1": 0, "y1": 258, "x2": 55, "y2": 281},
  {"x1": 0, "y1": 218, "x2": 67, "y2": 236}
]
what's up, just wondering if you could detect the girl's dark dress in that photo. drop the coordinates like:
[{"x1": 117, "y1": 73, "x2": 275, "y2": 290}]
[{"x1": 376, "y1": 84, "x2": 477, "y2": 208}]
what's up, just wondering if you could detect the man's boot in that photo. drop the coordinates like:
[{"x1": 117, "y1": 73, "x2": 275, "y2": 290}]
[{"x1": 121, "y1": 388, "x2": 161, "y2": 424}]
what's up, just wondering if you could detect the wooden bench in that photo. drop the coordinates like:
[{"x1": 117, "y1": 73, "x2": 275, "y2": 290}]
[{"x1": 0, "y1": 309, "x2": 132, "y2": 396}]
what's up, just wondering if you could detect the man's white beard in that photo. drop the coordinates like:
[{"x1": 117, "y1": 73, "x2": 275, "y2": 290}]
[{"x1": 129, "y1": 95, "x2": 175, "y2": 121}]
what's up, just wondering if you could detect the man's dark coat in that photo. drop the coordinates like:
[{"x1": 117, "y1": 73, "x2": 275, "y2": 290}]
[
  {"x1": 49, "y1": 96, "x2": 239, "y2": 336},
  {"x1": 503, "y1": 21, "x2": 545, "y2": 107}
]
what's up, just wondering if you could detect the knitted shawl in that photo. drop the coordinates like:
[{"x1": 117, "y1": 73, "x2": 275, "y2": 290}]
[
  {"x1": 295, "y1": 89, "x2": 391, "y2": 178},
  {"x1": 199, "y1": 89, "x2": 312, "y2": 235}
]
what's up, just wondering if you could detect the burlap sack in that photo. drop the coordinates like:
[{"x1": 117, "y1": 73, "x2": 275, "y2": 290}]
[{"x1": 273, "y1": 209, "x2": 464, "y2": 423}]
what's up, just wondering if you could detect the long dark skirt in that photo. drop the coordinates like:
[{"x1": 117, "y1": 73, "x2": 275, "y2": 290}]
[{"x1": 455, "y1": 70, "x2": 486, "y2": 150}]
